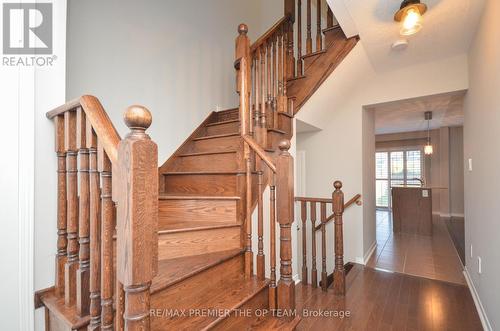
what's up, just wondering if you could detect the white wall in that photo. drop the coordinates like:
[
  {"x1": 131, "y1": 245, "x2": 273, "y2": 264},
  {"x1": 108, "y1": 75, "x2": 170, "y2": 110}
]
[
  {"x1": 362, "y1": 108, "x2": 376, "y2": 260},
  {"x1": 34, "y1": 1, "x2": 67, "y2": 329},
  {"x1": 463, "y1": 0, "x2": 500, "y2": 328},
  {"x1": 66, "y1": 0, "x2": 274, "y2": 163},
  {"x1": 449, "y1": 126, "x2": 464, "y2": 216},
  {"x1": 296, "y1": 42, "x2": 468, "y2": 263},
  {"x1": 0, "y1": 1, "x2": 66, "y2": 330}
]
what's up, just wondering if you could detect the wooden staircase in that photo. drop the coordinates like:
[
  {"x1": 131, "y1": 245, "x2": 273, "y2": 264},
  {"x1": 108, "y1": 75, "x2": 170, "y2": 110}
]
[{"x1": 35, "y1": 1, "x2": 359, "y2": 330}]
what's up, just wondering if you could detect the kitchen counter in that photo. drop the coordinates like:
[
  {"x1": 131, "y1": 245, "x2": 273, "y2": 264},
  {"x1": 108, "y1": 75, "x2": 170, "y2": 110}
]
[{"x1": 392, "y1": 186, "x2": 433, "y2": 236}]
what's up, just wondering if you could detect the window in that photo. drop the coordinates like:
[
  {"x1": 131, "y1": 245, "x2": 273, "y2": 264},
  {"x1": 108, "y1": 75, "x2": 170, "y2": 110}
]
[{"x1": 375, "y1": 149, "x2": 424, "y2": 208}]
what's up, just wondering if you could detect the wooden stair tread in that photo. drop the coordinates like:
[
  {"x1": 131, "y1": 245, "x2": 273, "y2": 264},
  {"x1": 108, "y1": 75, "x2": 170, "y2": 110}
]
[
  {"x1": 206, "y1": 119, "x2": 239, "y2": 127},
  {"x1": 178, "y1": 150, "x2": 237, "y2": 157},
  {"x1": 322, "y1": 24, "x2": 341, "y2": 34},
  {"x1": 216, "y1": 107, "x2": 238, "y2": 114},
  {"x1": 152, "y1": 249, "x2": 243, "y2": 294},
  {"x1": 287, "y1": 75, "x2": 306, "y2": 83},
  {"x1": 159, "y1": 223, "x2": 240, "y2": 234},
  {"x1": 268, "y1": 128, "x2": 286, "y2": 134},
  {"x1": 163, "y1": 171, "x2": 246, "y2": 175},
  {"x1": 221, "y1": 314, "x2": 302, "y2": 331},
  {"x1": 278, "y1": 111, "x2": 294, "y2": 118},
  {"x1": 39, "y1": 289, "x2": 90, "y2": 329},
  {"x1": 302, "y1": 49, "x2": 327, "y2": 60},
  {"x1": 151, "y1": 273, "x2": 269, "y2": 330},
  {"x1": 159, "y1": 194, "x2": 240, "y2": 200},
  {"x1": 193, "y1": 132, "x2": 240, "y2": 141}
]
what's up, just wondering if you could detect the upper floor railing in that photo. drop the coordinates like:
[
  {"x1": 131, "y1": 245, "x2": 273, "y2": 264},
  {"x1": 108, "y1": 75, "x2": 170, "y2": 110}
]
[{"x1": 295, "y1": 182, "x2": 362, "y2": 294}]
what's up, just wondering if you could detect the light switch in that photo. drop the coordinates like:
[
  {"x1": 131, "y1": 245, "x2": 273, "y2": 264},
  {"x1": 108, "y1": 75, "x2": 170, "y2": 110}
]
[
  {"x1": 468, "y1": 158, "x2": 473, "y2": 171},
  {"x1": 422, "y1": 189, "x2": 429, "y2": 198}
]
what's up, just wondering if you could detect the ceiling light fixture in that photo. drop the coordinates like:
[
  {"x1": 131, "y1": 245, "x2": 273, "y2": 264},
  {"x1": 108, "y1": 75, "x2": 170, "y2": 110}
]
[
  {"x1": 424, "y1": 111, "x2": 433, "y2": 155},
  {"x1": 394, "y1": 0, "x2": 428, "y2": 36}
]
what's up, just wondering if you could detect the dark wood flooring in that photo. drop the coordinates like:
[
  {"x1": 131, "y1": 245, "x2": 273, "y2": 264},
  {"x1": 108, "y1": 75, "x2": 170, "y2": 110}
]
[{"x1": 295, "y1": 264, "x2": 483, "y2": 331}]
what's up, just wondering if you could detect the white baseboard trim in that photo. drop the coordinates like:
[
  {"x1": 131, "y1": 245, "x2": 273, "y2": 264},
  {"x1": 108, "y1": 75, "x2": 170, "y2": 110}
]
[
  {"x1": 293, "y1": 274, "x2": 301, "y2": 285},
  {"x1": 363, "y1": 241, "x2": 377, "y2": 265},
  {"x1": 463, "y1": 267, "x2": 492, "y2": 331}
]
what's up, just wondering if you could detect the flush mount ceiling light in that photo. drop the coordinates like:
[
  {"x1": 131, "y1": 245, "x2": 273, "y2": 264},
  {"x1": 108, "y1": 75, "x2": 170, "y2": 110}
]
[
  {"x1": 394, "y1": 0, "x2": 428, "y2": 36},
  {"x1": 424, "y1": 111, "x2": 433, "y2": 155}
]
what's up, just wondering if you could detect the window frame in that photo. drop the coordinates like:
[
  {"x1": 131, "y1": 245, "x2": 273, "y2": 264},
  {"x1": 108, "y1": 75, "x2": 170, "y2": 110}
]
[{"x1": 375, "y1": 147, "x2": 425, "y2": 209}]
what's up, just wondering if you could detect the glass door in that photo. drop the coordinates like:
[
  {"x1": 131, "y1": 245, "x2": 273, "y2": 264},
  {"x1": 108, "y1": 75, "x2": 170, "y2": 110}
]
[{"x1": 376, "y1": 149, "x2": 424, "y2": 209}]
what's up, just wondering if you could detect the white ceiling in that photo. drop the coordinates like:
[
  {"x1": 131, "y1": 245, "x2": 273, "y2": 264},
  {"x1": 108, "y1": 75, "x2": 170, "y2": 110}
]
[
  {"x1": 340, "y1": 0, "x2": 485, "y2": 71},
  {"x1": 369, "y1": 90, "x2": 466, "y2": 134}
]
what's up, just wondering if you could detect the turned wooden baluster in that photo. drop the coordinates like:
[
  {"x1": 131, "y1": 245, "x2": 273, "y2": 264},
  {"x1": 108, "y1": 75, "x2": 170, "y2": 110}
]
[
  {"x1": 256, "y1": 157, "x2": 265, "y2": 280},
  {"x1": 283, "y1": 23, "x2": 289, "y2": 94},
  {"x1": 64, "y1": 110, "x2": 79, "y2": 306},
  {"x1": 269, "y1": 173, "x2": 277, "y2": 309},
  {"x1": 244, "y1": 144, "x2": 253, "y2": 276},
  {"x1": 99, "y1": 147, "x2": 113, "y2": 330},
  {"x1": 284, "y1": 0, "x2": 295, "y2": 78},
  {"x1": 316, "y1": 0, "x2": 322, "y2": 51},
  {"x1": 277, "y1": 28, "x2": 284, "y2": 97},
  {"x1": 310, "y1": 201, "x2": 318, "y2": 288},
  {"x1": 306, "y1": 0, "x2": 312, "y2": 54},
  {"x1": 277, "y1": 139, "x2": 295, "y2": 313},
  {"x1": 88, "y1": 124, "x2": 101, "y2": 330},
  {"x1": 300, "y1": 201, "x2": 308, "y2": 284},
  {"x1": 272, "y1": 37, "x2": 279, "y2": 129},
  {"x1": 320, "y1": 202, "x2": 327, "y2": 291},
  {"x1": 76, "y1": 108, "x2": 91, "y2": 316},
  {"x1": 260, "y1": 45, "x2": 267, "y2": 143},
  {"x1": 297, "y1": 0, "x2": 303, "y2": 76},
  {"x1": 117, "y1": 106, "x2": 158, "y2": 330},
  {"x1": 266, "y1": 41, "x2": 274, "y2": 129},
  {"x1": 332, "y1": 181, "x2": 345, "y2": 296},
  {"x1": 280, "y1": 23, "x2": 290, "y2": 115},
  {"x1": 253, "y1": 50, "x2": 262, "y2": 136},
  {"x1": 54, "y1": 115, "x2": 67, "y2": 297},
  {"x1": 327, "y1": 6, "x2": 334, "y2": 28}
]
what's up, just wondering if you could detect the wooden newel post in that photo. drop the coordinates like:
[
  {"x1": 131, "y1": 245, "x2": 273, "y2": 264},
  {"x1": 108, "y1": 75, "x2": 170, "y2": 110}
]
[
  {"x1": 235, "y1": 24, "x2": 251, "y2": 137},
  {"x1": 332, "y1": 180, "x2": 346, "y2": 296},
  {"x1": 276, "y1": 139, "x2": 296, "y2": 314},
  {"x1": 117, "y1": 106, "x2": 159, "y2": 330}
]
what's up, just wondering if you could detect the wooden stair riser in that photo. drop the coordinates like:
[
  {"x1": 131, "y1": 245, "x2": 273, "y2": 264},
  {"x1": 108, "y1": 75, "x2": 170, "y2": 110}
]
[
  {"x1": 172, "y1": 152, "x2": 242, "y2": 172},
  {"x1": 45, "y1": 308, "x2": 87, "y2": 331},
  {"x1": 213, "y1": 109, "x2": 239, "y2": 122},
  {"x1": 287, "y1": 36, "x2": 359, "y2": 111},
  {"x1": 302, "y1": 50, "x2": 327, "y2": 73},
  {"x1": 158, "y1": 198, "x2": 239, "y2": 230},
  {"x1": 158, "y1": 226, "x2": 241, "y2": 260},
  {"x1": 189, "y1": 135, "x2": 242, "y2": 154},
  {"x1": 323, "y1": 26, "x2": 346, "y2": 48},
  {"x1": 205, "y1": 120, "x2": 240, "y2": 136},
  {"x1": 162, "y1": 173, "x2": 244, "y2": 196},
  {"x1": 277, "y1": 114, "x2": 293, "y2": 137},
  {"x1": 267, "y1": 130, "x2": 287, "y2": 150}
]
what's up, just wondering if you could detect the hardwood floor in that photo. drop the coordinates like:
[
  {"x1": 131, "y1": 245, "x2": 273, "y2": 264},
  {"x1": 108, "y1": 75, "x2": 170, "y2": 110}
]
[
  {"x1": 295, "y1": 264, "x2": 483, "y2": 331},
  {"x1": 366, "y1": 210, "x2": 465, "y2": 285}
]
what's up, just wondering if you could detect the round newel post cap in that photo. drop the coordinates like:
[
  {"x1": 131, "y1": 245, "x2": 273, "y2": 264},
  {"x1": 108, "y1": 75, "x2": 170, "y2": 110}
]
[
  {"x1": 238, "y1": 23, "x2": 248, "y2": 35},
  {"x1": 334, "y1": 181, "x2": 343, "y2": 190},
  {"x1": 124, "y1": 105, "x2": 152, "y2": 130},
  {"x1": 279, "y1": 139, "x2": 291, "y2": 152}
]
